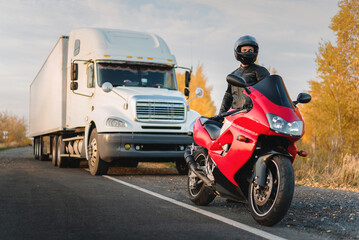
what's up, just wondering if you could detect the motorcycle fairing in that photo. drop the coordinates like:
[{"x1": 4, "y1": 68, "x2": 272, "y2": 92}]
[
  {"x1": 192, "y1": 75, "x2": 303, "y2": 187},
  {"x1": 209, "y1": 124, "x2": 258, "y2": 186}
]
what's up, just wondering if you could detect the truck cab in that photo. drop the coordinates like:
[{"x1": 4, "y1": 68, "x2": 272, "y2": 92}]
[{"x1": 30, "y1": 28, "x2": 199, "y2": 175}]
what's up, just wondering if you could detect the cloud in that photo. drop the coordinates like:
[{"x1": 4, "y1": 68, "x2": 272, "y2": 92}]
[{"x1": 0, "y1": 0, "x2": 339, "y2": 117}]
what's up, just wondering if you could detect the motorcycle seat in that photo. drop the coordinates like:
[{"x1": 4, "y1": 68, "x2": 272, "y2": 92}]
[{"x1": 203, "y1": 120, "x2": 223, "y2": 140}]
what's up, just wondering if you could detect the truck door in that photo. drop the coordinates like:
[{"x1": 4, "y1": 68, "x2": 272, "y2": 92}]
[{"x1": 66, "y1": 61, "x2": 95, "y2": 129}]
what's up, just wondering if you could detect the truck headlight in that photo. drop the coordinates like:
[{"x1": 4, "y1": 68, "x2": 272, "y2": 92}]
[
  {"x1": 106, "y1": 118, "x2": 127, "y2": 127},
  {"x1": 266, "y1": 113, "x2": 303, "y2": 137}
]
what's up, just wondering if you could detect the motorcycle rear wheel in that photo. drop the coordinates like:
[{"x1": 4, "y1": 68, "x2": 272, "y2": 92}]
[
  {"x1": 187, "y1": 148, "x2": 216, "y2": 206},
  {"x1": 249, "y1": 155, "x2": 294, "y2": 226}
]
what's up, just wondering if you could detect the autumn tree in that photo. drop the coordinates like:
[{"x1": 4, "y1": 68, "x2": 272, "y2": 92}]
[
  {"x1": 0, "y1": 111, "x2": 27, "y2": 145},
  {"x1": 177, "y1": 65, "x2": 217, "y2": 117},
  {"x1": 301, "y1": 0, "x2": 359, "y2": 155}
]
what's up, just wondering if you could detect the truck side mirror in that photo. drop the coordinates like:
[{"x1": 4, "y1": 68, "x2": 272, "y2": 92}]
[
  {"x1": 185, "y1": 71, "x2": 191, "y2": 88},
  {"x1": 195, "y1": 88, "x2": 204, "y2": 98},
  {"x1": 70, "y1": 81, "x2": 78, "y2": 90},
  {"x1": 71, "y1": 63, "x2": 78, "y2": 80},
  {"x1": 102, "y1": 82, "x2": 114, "y2": 93},
  {"x1": 184, "y1": 88, "x2": 190, "y2": 97}
]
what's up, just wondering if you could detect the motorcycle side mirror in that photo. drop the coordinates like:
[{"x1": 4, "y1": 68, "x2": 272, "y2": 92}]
[
  {"x1": 226, "y1": 74, "x2": 246, "y2": 87},
  {"x1": 297, "y1": 93, "x2": 311, "y2": 104},
  {"x1": 226, "y1": 74, "x2": 251, "y2": 94},
  {"x1": 293, "y1": 93, "x2": 311, "y2": 106},
  {"x1": 102, "y1": 82, "x2": 114, "y2": 93}
]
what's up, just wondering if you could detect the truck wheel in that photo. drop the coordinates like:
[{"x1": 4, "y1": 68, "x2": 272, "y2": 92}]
[
  {"x1": 176, "y1": 159, "x2": 188, "y2": 175},
  {"x1": 51, "y1": 136, "x2": 57, "y2": 166},
  {"x1": 56, "y1": 136, "x2": 68, "y2": 168},
  {"x1": 37, "y1": 137, "x2": 47, "y2": 161},
  {"x1": 68, "y1": 159, "x2": 80, "y2": 168},
  {"x1": 88, "y1": 129, "x2": 109, "y2": 175},
  {"x1": 117, "y1": 160, "x2": 138, "y2": 168},
  {"x1": 34, "y1": 138, "x2": 39, "y2": 160}
]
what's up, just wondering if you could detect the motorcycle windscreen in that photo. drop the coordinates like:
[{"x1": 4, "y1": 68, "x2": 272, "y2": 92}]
[{"x1": 251, "y1": 75, "x2": 295, "y2": 109}]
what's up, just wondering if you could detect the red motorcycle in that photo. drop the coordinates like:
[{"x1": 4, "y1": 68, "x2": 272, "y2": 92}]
[{"x1": 185, "y1": 74, "x2": 311, "y2": 226}]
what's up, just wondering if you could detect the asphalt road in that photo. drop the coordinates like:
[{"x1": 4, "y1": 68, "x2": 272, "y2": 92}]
[{"x1": 0, "y1": 147, "x2": 358, "y2": 240}]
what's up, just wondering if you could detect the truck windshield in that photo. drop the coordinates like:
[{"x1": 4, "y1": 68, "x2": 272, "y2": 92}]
[{"x1": 97, "y1": 63, "x2": 177, "y2": 90}]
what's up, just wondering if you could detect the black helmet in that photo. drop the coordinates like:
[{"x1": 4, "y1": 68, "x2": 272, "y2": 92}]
[{"x1": 234, "y1": 35, "x2": 259, "y2": 65}]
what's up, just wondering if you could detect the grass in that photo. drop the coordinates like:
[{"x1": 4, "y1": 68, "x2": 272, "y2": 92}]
[{"x1": 294, "y1": 153, "x2": 359, "y2": 192}]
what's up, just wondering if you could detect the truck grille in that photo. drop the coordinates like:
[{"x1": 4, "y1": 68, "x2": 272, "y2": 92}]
[{"x1": 136, "y1": 101, "x2": 185, "y2": 122}]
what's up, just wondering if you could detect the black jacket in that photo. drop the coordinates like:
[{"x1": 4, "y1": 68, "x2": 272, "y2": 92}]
[{"x1": 220, "y1": 64, "x2": 270, "y2": 113}]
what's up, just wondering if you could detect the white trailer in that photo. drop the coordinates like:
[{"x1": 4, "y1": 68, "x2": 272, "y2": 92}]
[{"x1": 30, "y1": 28, "x2": 199, "y2": 175}]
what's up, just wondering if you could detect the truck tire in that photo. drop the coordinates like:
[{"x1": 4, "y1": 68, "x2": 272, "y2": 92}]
[
  {"x1": 88, "y1": 129, "x2": 109, "y2": 175},
  {"x1": 117, "y1": 160, "x2": 138, "y2": 168},
  {"x1": 56, "y1": 136, "x2": 68, "y2": 168},
  {"x1": 176, "y1": 159, "x2": 188, "y2": 175},
  {"x1": 37, "y1": 137, "x2": 47, "y2": 161},
  {"x1": 34, "y1": 138, "x2": 39, "y2": 160},
  {"x1": 51, "y1": 136, "x2": 57, "y2": 166}
]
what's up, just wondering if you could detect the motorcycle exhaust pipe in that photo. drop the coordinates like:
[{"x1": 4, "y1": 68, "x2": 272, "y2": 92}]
[{"x1": 184, "y1": 148, "x2": 213, "y2": 186}]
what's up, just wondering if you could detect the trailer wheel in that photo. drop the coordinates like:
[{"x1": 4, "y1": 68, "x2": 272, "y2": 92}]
[
  {"x1": 34, "y1": 138, "x2": 39, "y2": 160},
  {"x1": 51, "y1": 136, "x2": 57, "y2": 166},
  {"x1": 88, "y1": 128, "x2": 109, "y2": 175},
  {"x1": 37, "y1": 137, "x2": 47, "y2": 161},
  {"x1": 56, "y1": 136, "x2": 68, "y2": 168}
]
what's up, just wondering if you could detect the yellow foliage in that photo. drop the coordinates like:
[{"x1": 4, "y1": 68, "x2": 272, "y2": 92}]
[
  {"x1": 176, "y1": 65, "x2": 216, "y2": 117},
  {"x1": 0, "y1": 111, "x2": 27, "y2": 145},
  {"x1": 294, "y1": 0, "x2": 359, "y2": 189},
  {"x1": 301, "y1": 0, "x2": 359, "y2": 155}
]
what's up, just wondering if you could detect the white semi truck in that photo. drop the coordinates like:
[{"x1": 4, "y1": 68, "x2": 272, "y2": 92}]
[{"x1": 29, "y1": 28, "x2": 200, "y2": 175}]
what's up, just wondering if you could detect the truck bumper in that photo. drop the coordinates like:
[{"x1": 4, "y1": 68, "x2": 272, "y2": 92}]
[{"x1": 97, "y1": 133, "x2": 193, "y2": 163}]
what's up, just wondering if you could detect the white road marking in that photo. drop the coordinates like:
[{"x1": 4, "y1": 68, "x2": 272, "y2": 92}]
[{"x1": 103, "y1": 175, "x2": 287, "y2": 240}]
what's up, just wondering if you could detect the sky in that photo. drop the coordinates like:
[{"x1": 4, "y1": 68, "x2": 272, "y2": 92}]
[{"x1": 0, "y1": 0, "x2": 340, "y2": 119}]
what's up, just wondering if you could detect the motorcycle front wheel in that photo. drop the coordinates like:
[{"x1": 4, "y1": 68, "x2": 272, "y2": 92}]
[
  {"x1": 249, "y1": 155, "x2": 294, "y2": 226},
  {"x1": 187, "y1": 148, "x2": 216, "y2": 206}
]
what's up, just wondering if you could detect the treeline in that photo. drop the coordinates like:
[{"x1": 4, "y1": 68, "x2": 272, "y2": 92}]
[
  {"x1": 0, "y1": 111, "x2": 30, "y2": 148},
  {"x1": 296, "y1": 0, "x2": 359, "y2": 190}
]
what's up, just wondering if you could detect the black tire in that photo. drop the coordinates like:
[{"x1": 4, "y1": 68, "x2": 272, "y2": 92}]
[
  {"x1": 117, "y1": 160, "x2": 138, "y2": 168},
  {"x1": 68, "y1": 159, "x2": 80, "y2": 168},
  {"x1": 88, "y1": 129, "x2": 109, "y2": 175},
  {"x1": 37, "y1": 137, "x2": 46, "y2": 161},
  {"x1": 56, "y1": 136, "x2": 68, "y2": 168},
  {"x1": 187, "y1": 148, "x2": 216, "y2": 205},
  {"x1": 176, "y1": 159, "x2": 188, "y2": 175},
  {"x1": 34, "y1": 138, "x2": 39, "y2": 160},
  {"x1": 51, "y1": 136, "x2": 57, "y2": 166},
  {"x1": 249, "y1": 155, "x2": 294, "y2": 226}
]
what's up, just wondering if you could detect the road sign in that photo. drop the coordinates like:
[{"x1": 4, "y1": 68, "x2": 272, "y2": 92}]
[{"x1": 3, "y1": 131, "x2": 8, "y2": 140}]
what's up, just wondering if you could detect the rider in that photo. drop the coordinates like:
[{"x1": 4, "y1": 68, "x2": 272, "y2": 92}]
[{"x1": 219, "y1": 35, "x2": 270, "y2": 113}]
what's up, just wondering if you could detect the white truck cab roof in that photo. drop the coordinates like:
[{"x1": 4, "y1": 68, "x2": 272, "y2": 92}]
[{"x1": 69, "y1": 28, "x2": 177, "y2": 65}]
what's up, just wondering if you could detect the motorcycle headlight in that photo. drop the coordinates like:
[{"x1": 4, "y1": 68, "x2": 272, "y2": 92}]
[
  {"x1": 106, "y1": 118, "x2": 127, "y2": 127},
  {"x1": 266, "y1": 113, "x2": 303, "y2": 137}
]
